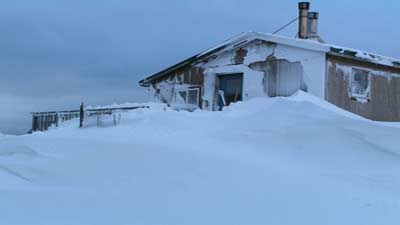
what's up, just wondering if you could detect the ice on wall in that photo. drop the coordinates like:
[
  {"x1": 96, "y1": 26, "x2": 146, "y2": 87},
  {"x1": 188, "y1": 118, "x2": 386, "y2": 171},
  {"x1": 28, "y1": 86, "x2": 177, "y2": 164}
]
[
  {"x1": 331, "y1": 62, "x2": 400, "y2": 103},
  {"x1": 155, "y1": 79, "x2": 175, "y2": 103},
  {"x1": 149, "y1": 31, "x2": 400, "y2": 110},
  {"x1": 243, "y1": 41, "x2": 275, "y2": 65},
  {"x1": 148, "y1": 76, "x2": 201, "y2": 111},
  {"x1": 202, "y1": 65, "x2": 264, "y2": 110},
  {"x1": 198, "y1": 39, "x2": 326, "y2": 109},
  {"x1": 146, "y1": 32, "x2": 400, "y2": 108}
]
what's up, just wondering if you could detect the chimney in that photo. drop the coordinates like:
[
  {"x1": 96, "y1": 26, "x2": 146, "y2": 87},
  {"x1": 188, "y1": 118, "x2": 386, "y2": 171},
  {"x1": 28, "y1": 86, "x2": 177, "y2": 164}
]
[
  {"x1": 298, "y1": 2, "x2": 310, "y2": 39},
  {"x1": 308, "y1": 12, "x2": 324, "y2": 42},
  {"x1": 307, "y1": 12, "x2": 324, "y2": 43}
]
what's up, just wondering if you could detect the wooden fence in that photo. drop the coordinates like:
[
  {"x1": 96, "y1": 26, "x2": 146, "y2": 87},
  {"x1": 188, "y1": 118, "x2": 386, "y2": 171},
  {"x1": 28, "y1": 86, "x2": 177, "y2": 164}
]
[{"x1": 30, "y1": 104, "x2": 148, "y2": 132}]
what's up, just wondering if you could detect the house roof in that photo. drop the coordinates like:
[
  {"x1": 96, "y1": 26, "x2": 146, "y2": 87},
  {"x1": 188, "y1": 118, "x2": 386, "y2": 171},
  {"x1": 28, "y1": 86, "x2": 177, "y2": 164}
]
[{"x1": 139, "y1": 32, "x2": 400, "y2": 87}]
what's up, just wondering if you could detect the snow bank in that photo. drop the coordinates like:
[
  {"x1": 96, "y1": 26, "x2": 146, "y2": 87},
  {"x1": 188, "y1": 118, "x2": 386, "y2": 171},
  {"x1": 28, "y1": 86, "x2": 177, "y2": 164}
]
[
  {"x1": 289, "y1": 91, "x2": 367, "y2": 120},
  {"x1": 1, "y1": 93, "x2": 400, "y2": 225},
  {"x1": 0, "y1": 133, "x2": 12, "y2": 140},
  {"x1": 219, "y1": 91, "x2": 365, "y2": 122}
]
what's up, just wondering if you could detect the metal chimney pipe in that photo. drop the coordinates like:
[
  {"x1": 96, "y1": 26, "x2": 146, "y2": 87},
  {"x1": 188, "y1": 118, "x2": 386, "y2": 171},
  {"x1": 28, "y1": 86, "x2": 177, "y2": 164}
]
[
  {"x1": 308, "y1": 12, "x2": 318, "y2": 38},
  {"x1": 298, "y1": 2, "x2": 310, "y2": 39},
  {"x1": 307, "y1": 12, "x2": 324, "y2": 43}
]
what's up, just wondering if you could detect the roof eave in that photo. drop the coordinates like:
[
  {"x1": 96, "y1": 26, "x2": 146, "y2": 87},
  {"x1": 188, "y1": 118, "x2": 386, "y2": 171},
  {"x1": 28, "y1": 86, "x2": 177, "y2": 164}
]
[
  {"x1": 138, "y1": 44, "x2": 230, "y2": 87},
  {"x1": 327, "y1": 51, "x2": 400, "y2": 70}
]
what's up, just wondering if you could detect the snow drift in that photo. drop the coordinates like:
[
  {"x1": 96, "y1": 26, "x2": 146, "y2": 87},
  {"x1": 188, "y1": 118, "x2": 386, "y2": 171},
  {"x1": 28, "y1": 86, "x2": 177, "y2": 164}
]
[{"x1": 1, "y1": 92, "x2": 400, "y2": 225}]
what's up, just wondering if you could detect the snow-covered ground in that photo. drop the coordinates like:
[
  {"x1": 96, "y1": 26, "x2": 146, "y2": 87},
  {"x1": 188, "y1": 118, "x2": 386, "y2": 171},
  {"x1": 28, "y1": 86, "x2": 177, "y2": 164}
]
[{"x1": 1, "y1": 92, "x2": 400, "y2": 225}]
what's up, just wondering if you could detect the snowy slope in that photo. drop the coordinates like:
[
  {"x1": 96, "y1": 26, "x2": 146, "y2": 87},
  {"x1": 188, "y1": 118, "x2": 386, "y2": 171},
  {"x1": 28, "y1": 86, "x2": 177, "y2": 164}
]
[
  {"x1": 0, "y1": 133, "x2": 11, "y2": 140},
  {"x1": 1, "y1": 92, "x2": 400, "y2": 225}
]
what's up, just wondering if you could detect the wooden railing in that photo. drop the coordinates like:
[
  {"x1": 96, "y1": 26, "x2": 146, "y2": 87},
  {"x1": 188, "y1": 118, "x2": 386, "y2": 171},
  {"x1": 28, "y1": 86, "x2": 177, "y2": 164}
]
[{"x1": 30, "y1": 104, "x2": 149, "y2": 133}]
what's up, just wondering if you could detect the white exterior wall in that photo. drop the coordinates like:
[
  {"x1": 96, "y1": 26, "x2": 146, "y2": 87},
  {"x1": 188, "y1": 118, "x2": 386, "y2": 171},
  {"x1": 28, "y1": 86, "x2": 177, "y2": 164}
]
[
  {"x1": 198, "y1": 41, "x2": 326, "y2": 110},
  {"x1": 273, "y1": 44, "x2": 326, "y2": 99},
  {"x1": 202, "y1": 65, "x2": 265, "y2": 110}
]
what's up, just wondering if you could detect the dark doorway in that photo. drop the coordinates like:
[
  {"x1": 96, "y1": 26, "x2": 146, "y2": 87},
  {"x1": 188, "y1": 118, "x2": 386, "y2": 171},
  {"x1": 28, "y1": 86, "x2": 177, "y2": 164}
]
[{"x1": 218, "y1": 73, "x2": 243, "y2": 110}]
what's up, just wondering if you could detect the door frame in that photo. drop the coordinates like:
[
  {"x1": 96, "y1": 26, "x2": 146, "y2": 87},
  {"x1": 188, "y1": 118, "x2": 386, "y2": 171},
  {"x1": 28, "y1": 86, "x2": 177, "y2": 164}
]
[{"x1": 216, "y1": 73, "x2": 244, "y2": 110}]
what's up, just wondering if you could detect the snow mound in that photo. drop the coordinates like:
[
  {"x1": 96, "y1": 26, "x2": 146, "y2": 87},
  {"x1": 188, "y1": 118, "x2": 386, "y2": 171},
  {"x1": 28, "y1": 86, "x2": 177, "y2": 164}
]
[
  {"x1": 0, "y1": 133, "x2": 12, "y2": 140},
  {"x1": 0, "y1": 144, "x2": 45, "y2": 185},
  {"x1": 0, "y1": 145, "x2": 40, "y2": 158},
  {"x1": 289, "y1": 91, "x2": 366, "y2": 120},
  {"x1": 222, "y1": 91, "x2": 365, "y2": 120},
  {"x1": 1, "y1": 92, "x2": 400, "y2": 225}
]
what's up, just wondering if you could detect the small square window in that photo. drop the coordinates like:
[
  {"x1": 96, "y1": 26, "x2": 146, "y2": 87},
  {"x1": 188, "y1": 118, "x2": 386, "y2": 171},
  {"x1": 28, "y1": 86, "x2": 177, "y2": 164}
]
[
  {"x1": 350, "y1": 68, "x2": 370, "y2": 101},
  {"x1": 187, "y1": 89, "x2": 199, "y2": 106},
  {"x1": 179, "y1": 91, "x2": 187, "y2": 101},
  {"x1": 174, "y1": 87, "x2": 200, "y2": 109}
]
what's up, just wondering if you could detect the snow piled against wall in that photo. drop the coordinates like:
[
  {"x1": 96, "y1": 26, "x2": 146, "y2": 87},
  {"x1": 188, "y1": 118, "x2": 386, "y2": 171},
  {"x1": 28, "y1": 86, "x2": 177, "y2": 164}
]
[
  {"x1": 1, "y1": 92, "x2": 400, "y2": 225},
  {"x1": 198, "y1": 40, "x2": 326, "y2": 110}
]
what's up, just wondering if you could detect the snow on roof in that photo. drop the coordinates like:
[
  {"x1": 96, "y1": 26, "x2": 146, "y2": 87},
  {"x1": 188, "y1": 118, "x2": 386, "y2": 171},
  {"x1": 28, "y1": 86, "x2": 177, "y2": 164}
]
[
  {"x1": 197, "y1": 31, "x2": 329, "y2": 57},
  {"x1": 328, "y1": 45, "x2": 400, "y2": 68},
  {"x1": 139, "y1": 31, "x2": 400, "y2": 86},
  {"x1": 199, "y1": 31, "x2": 400, "y2": 68}
]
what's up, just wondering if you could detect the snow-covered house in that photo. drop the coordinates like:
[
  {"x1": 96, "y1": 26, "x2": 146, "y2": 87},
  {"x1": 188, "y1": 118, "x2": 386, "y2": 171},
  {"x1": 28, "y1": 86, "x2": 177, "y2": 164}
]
[{"x1": 139, "y1": 2, "x2": 400, "y2": 121}]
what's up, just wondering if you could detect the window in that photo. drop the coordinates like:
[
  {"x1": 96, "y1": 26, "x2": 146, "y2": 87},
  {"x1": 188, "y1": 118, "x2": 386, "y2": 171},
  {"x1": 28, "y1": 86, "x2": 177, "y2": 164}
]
[
  {"x1": 187, "y1": 89, "x2": 199, "y2": 105},
  {"x1": 178, "y1": 91, "x2": 187, "y2": 102},
  {"x1": 350, "y1": 69, "x2": 370, "y2": 101},
  {"x1": 175, "y1": 87, "x2": 200, "y2": 107}
]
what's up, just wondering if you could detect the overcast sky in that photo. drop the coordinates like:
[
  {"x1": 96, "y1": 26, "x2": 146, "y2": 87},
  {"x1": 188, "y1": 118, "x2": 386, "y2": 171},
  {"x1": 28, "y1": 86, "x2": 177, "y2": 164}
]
[{"x1": 1, "y1": 0, "x2": 399, "y2": 134}]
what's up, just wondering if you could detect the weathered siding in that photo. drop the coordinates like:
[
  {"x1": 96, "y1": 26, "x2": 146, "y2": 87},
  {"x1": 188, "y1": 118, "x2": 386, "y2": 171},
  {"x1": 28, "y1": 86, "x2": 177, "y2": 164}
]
[
  {"x1": 150, "y1": 39, "x2": 326, "y2": 111},
  {"x1": 250, "y1": 58, "x2": 305, "y2": 97},
  {"x1": 326, "y1": 55, "x2": 400, "y2": 121},
  {"x1": 199, "y1": 40, "x2": 326, "y2": 110},
  {"x1": 150, "y1": 65, "x2": 204, "y2": 108}
]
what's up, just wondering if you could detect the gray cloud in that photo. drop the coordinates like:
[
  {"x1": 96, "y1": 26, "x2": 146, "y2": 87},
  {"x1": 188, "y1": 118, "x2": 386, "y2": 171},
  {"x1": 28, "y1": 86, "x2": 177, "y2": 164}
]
[{"x1": 1, "y1": 0, "x2": 399, "y2": 134}]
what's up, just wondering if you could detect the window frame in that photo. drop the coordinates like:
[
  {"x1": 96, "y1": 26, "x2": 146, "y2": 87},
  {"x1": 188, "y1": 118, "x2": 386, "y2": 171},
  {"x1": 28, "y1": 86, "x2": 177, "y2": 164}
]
[
  {"x1": 350, "y1": 68, "x2": 371, "y2": 101},
  {"x1": 187, "y1": 88, "x2": 200, "y2": 106},
  {"x1": 174, "y1": 86, "x2": 201, "y2": 107}
]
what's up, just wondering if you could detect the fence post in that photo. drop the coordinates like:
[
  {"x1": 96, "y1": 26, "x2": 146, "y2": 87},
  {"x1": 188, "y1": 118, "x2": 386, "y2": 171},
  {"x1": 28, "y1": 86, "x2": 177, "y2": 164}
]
[
  {"x1": 79, "y1": 102, "x2": 85, "y2": 128},
  {"x1": 42, "y1": 116, "x2": 46, "y2": 131},
  {"x1": 55, "y1": 113, "x2": 59, "y2": 127},
  {"x1": 32, "y1": 114, "x2": 38, "y2": 132},
  {"x1": 38, "y1": 116, "x2": 41, "y2": 131},
  {"x1": 96, "y1": 114, "x2": 100, "y2": 127},
  {"x1": 45, "y1": 115, "x2": 49, "y2": 131}
]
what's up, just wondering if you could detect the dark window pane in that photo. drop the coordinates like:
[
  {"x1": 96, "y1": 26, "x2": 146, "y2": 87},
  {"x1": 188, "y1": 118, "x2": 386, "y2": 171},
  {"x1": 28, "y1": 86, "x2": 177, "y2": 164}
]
[
  {"x1": 187, "y1": 89, "x2": 199, "y2": 105},
  {"x1": 179, "y1": 91, "x2": 187, "y2": 103},
  {"x1": 351, "y1": 69, "x2": 369, "y2": 97},
  {"x1": 225, "y1": 79, "x2": 242, "y2": 95}
]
